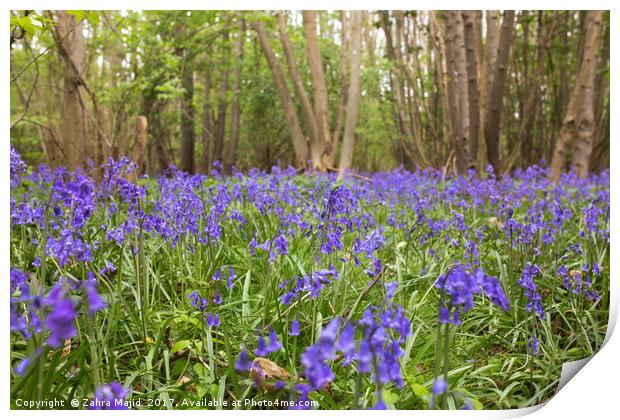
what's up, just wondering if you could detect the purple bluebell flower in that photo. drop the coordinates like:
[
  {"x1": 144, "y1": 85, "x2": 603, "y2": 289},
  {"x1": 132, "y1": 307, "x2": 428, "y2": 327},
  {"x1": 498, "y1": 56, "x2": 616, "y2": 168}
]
[
  {"x1": 518, "y1": 263, "x2": 544, "y2": 319},
  {"x1": 255, "y1": 328, "x2": 282, "y2": 356},
  {"x1": 90, "y1": 381, "x2": 129, "y2": 410},
  {"x1": 85, "y1": 272, "x2": 106, "y2": 316},
  {"x1": 235, "y1": 347, "x2": 252, "y2": 372},
  {"x1": 45, "y1": 291, "x2": 77, "y2": 348},
  {"x1": 227, "y1": 265, "x2": 236, "y2": 289},
  {"x1": 290, "y1": 318, "x2": 300, "y2": 336},
  {"x1": 436, "y1": 266, "x2": 510, "y2": 324},
  {"x1": 206, "y1": 313, "x2": 220, "y2": 328},
  {"x1": 432, "y1": 377, "x2": 448, "y2": 395}
]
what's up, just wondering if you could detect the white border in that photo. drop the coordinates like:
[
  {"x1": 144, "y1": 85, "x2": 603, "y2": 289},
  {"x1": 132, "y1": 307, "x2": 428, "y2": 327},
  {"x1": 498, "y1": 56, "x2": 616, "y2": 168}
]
[{"x1": 3, "y1": 2, "x2": 618, "y2": 419}]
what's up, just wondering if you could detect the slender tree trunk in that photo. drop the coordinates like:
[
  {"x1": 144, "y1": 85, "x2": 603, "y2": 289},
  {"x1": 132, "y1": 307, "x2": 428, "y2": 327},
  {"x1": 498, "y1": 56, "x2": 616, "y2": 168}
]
[
  {"x1": 225, "y1": 17, "x2": 245, "y2": 174},
  {"x1": 570, "y1": 11, "x2": 604, "y2": 178},
  {"x1": 131, "y1": 116, "x2": 148, "y2": 173},
  {"x1": 484, "y1": 11, "x2": 500, "y2": 116},
  {"x1": 442, "y1": 11, "x2": 466, "y2": 173},
  {"x1": 429, "y1": 11, "x2": 453, "y2": 157},
  {"x1": 180, "y1": 47, "x2": 195, "y2": 173},
  {"x1": 454, "y1": 12, "x2": 470, "y2": 172},
  {"x1": 276, "y1": 11, "x2": 323, "y2": 167},
  {"x1": 513, "y1": 12, "x2": 549, "y2": 170},
  {"x1": 254, "y1": 21, "x2": 310, "y2": 167},
  {"x1": 201, "y1": 70, "x2": 214, "y2": 173},
  {"x1": 202, "y1": 71, "x2": 213, "y2": 172},
  {"x1": 337, "y1": 11, "x2": 363, "y2": 179},
  {"x1": 213, "y1": 30, "x2": 230, "y2": 166},
  {"x1": 54, "y1": 11, "x2": 87, "y2": 171},
  {"x1": 381, "y1": 11, "x2": 430, "y2": 168},
  {"x1": 463, "y1": 11, "x2": 480, "y2": 170},
  {"x1": 332, "y1": 10, "x2": 348, "y2": 147},
  {"x1": 550, "y1": 11, "x2": 603, "y2": 180},
  {"x1": 303, "y1": 11, "x2": 333, "y2": 168},
  {"x1": 484, "y1": 10, "x2": 515, "y2": 171}
]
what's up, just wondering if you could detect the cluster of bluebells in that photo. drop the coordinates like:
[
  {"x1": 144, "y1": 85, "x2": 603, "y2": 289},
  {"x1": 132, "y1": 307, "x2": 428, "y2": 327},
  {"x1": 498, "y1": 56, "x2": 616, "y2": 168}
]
[
  {"x1": 298, "y1": 283, "x2": 412, "y2": 409},
  {"x1": 10, "y1": 268, "x2": 107, "y2": 354},
  {"x1": 280, "y1": 265, "x2": 338, "y2": 305},
  {"x1": 9, "y1": 147, "x2": 610, "y2": 409},
  {"x1": 10, "y1": 145, "x2": 27, "y2": 188},
  {"x1": 517, "y1": 263, "x2": 545, "y2": 319},
  {"x1": 436, "y1": 265, "x2": 510, "y2": 325},
  {"x1": 557, "y1": 263, "x2": 601, "y2": 301},
  {"x1": 212, "y1": 265, "x2": 236, "y2": 289},
  {"x1": 188, "y1": 290, "x2": 220, "y2": 328},
  {"x1": 89, "y1": 381, "x2": 129, "y2": 410},
  {"x1": 235, "y1": 327, "x2": 283, "y2": 371}
]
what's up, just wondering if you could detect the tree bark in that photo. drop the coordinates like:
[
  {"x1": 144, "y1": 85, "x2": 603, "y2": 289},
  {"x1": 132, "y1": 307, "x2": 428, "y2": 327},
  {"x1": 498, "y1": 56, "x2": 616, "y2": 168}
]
[
  {"x1": 454, "y1": 12, "x2": 470, "y2": 172},
  {"x1": 429, "y1": 11, "x2": 453, "y2": 159},
  {"x1": 254, "y1": 21, "x2": 309, "y2": 167},
  {"x1": 180, "y1": 46, "x2": 196, "y2": 173},
  {"x1": 131, "y1": 116, "x2": 148, "y2": 173},
  {"x1": 276, "y1": 11, "x2": 323, "y2": 167},
  {"x1": 569, "y1": 11, "x2": 604, "y2": 178},
  {"x1": 214, "y1": 30, "x2": 230, "y2": 166},
  {"x1": 550, "y1": 11, "x2": 603, "y2": 180},
  {"x1": 201, "y1": 71, "x2": 213, "y2": 172},
  {"x1": 225, "y1": 17, "x2": 245, "y2": 174},
  {"x1": 54, "y1": 11, "x2": 87, "y2": 171},
  {"x1": 332, "y1": 10, "x2": 348, "y2": 148},
  {"x1": 484, "y1": 11, "x2": 500, "y2": 118},
  {"x1": 463, "y1": 11, "x2": 480, "y2": 170},
  {"x1": 484, "y1": 10, "x2": 515, "y2": 172},
  {"x1": 442, "y1": 11, "x2": 466, "y2": 173},
  {"x1": 381, "y1": 11, "x2": 430, "y2": 168},
  {"x1": 337, "y1": 11, "x2": 363, "y2": 180},
  {"x1": 303, "y1": 11, "x2": 333, "y2": 168}
]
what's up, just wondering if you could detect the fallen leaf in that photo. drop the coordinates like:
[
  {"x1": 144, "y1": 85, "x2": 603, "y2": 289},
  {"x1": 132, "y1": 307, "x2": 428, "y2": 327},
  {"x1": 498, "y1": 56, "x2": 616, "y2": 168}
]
[
  {"x1": 250, "y1": 357, "x2": 291, "y2": 391},
  {"x1": 61, "y1": 339, "x2": 71, "y2": 358}
]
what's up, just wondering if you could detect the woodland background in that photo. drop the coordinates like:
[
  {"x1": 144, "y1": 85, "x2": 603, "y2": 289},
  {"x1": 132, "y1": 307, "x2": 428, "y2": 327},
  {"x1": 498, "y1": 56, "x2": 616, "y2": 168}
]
[{"x1": 9, "y1": 10, "x2": 610, "y2": 179}]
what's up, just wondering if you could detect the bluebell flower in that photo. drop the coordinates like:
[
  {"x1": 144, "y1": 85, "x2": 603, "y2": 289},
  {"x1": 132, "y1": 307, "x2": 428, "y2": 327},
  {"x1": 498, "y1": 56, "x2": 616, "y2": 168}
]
[
  {"x1": 235, "y1": 347, "x2": 252, "y2": 372},
  {"x1": 45, "y1": 291, "x2": 77, "y2": 348},
  {"x1": 518, "y1": 263, "x2": 544, "y2": 319},
  {"x1": 85, "y1": 272, "x2": 106, "y2": 316},
  {"x1": 255, "y1": 328, "x2": 282, "y2": 356},
  {"x1": 289, "y1": 318, "x2": 300, "y2": 336},
  {"x1": 90, "y1": 381, "x2": 129, "y2": 410},
  {"x1": 432, "y1": 377, "x2": 448, "y2": 395}
]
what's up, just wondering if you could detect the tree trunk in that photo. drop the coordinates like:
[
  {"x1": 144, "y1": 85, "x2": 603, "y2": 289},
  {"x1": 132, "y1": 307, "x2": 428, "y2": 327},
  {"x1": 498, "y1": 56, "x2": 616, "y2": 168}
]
[
  {"x1": 276, "y1": 11, "x2": 323, "y2": 168},
  {"x1": 54, "y1": 11, "x2": 87, "y2": 171},
  {"x1": 484, "y1": 10, "x2": 515, "y2": 172},
  {"x1": 442, "y1": 11, "x2": 466, "y2": 173},
  {"x1": 550, "y1": 11, "x2": 603, "y2": 180},
  {"x1": 254, "y1": 21, "x2": 309, "y2": 167},
  {"x1": 332, "y1": 10, "x2": 348, "y2": 148},
  {"x1": 202, "y1": 71, "x2": 213, "y2": 172},
  {"x1": 429, "y1": 11, "x2": 453, "y2": 158},
  {"x1": 180, "y1": 47, "x2": 195, "y2": 173},
  {"x1": 484, "y1": 11, "x2": 500, "y2": 117},
  {"x1": 225, "y1": 17, "x2": 245, "y2": 174},
  {"x1": 381, "y1": 11, "x2": 430, "y2": 168},
  {"x1": 214, "y1": 30, "x2": 230, "y2": 166},
  {"x1": 569, "y1": 11, "x2": 604, "y2": 178},
  {"x1": 513, "y1": 12, "x2": 549, "y2": 170},
  {"x1": 303, "y1": 11, "x2": 333, "y2": 168},
  {"x1": 131, "y1": 116, "x2": 148, "y2": 173},
  {"x1": 454, "y1": 12, "x2": 470, "y2": 172},
  {"x1": 463, "y1": 11, "x2": 480, "y2": 170},
  {"x1": 337, "y1": 11, "x2": 363, "y2": 180}
]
